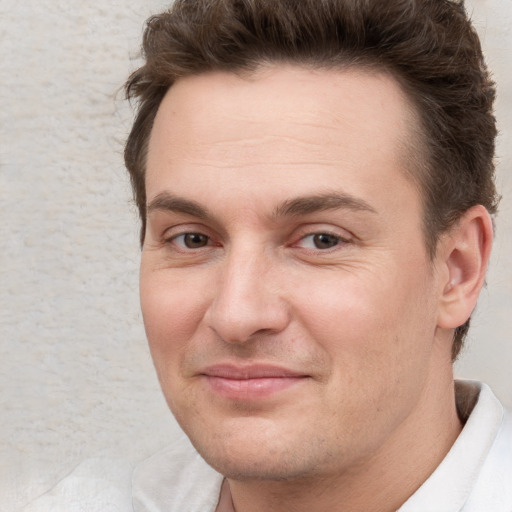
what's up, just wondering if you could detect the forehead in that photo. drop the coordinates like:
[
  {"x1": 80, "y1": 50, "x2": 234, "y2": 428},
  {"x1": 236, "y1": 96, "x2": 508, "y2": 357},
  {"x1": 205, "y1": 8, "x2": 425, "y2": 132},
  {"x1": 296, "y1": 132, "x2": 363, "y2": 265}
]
[{"x1": 146, "y1": 65, "x2": 420, "y2": 214}]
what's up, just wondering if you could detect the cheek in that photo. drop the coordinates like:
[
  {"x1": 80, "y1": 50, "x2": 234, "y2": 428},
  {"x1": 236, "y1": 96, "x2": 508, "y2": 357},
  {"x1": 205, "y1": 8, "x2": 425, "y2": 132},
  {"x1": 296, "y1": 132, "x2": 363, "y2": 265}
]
[
  {"x1": 139, "y1": 269, "x2": 210, "y2": 369},
  {"x1": 294, "y1": 263, "x2": 435, "y2": 367},
  {"x1": 294, "y1": 269, "x2": 437, "y2": 437}
]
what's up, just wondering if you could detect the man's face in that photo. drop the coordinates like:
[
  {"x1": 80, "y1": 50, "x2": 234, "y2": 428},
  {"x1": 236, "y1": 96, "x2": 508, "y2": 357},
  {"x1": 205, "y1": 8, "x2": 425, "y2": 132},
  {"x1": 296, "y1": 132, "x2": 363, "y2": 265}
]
[{"x1": 140, "y1": 66, "x2": 448, "y2": 480}]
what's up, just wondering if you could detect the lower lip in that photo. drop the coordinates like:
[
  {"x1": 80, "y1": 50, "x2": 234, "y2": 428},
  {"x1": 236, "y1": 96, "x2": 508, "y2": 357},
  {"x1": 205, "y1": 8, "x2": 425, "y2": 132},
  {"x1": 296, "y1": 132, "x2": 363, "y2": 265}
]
[{"x1": 203, "y1": 375, "x2": 306, "y2": 400}]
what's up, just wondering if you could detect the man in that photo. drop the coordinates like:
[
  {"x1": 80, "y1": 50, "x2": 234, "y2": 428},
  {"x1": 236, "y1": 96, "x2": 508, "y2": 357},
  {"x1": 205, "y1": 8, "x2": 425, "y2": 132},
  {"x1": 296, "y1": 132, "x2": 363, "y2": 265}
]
[{"x1": 125, "y1": 0, "x2": 512, "y2": 511}]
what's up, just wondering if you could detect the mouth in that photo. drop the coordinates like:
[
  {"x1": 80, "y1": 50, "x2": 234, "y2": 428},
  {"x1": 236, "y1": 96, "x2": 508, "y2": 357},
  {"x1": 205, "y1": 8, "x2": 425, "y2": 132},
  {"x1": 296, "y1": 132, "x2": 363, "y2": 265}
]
[{"x1": 200, "y1": 364, "x2": 309, "y2": 400}]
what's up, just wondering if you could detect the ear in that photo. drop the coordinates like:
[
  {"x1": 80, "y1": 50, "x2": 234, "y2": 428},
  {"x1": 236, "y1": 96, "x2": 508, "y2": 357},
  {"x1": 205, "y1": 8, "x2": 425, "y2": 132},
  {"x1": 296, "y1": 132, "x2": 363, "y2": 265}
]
[{"x1": 437, "y1": 205, "x2": 494, "y2": 330}]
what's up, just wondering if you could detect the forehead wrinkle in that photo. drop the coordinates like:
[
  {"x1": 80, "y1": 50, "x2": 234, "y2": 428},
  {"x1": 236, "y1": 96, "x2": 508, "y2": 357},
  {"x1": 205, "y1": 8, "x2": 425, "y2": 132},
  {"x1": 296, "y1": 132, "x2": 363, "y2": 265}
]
[
  {"x1": 190, "y1": 128, "x2": 340, "y2": 162},
  {"x1": 175, "y1": 160, "x2": 344, "y2": 170}
]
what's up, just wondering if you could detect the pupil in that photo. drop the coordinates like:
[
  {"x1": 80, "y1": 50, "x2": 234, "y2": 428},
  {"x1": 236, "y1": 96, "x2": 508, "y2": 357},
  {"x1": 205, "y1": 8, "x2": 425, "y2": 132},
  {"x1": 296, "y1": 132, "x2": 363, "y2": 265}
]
[
  {"x1": 185, "y1": 233, "x2": 208, "y2": 248},
  {"x1": 314, "y1": 234, "x2": 338, "y2": 249}
]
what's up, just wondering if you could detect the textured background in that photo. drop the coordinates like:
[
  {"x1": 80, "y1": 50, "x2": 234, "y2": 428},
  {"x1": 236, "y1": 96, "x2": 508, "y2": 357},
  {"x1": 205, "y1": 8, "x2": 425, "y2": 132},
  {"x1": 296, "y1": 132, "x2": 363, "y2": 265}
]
[{"x1": 1, "y1": 0, "x2": 511, "y2": 510}]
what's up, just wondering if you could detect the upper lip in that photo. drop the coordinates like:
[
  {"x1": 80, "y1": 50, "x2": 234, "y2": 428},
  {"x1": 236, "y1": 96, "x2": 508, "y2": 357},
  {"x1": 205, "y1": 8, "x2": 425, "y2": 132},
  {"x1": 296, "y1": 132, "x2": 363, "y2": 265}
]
[{"x1": 200, "y1": 364, "x2": 308, "y2": 380}]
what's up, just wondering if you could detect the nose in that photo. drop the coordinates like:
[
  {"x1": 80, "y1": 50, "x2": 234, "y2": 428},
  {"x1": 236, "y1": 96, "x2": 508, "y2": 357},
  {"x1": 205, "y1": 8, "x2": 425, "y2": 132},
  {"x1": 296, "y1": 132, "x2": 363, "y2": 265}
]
[{"x1": 204, "y1": 248, "x2": 290, "y2": 344}]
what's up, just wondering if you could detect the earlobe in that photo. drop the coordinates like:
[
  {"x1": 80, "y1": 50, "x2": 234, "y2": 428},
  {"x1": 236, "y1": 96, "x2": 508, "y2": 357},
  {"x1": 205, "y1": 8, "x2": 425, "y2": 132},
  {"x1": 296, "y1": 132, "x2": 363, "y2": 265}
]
[{"x1": 437, "y1": 205, "x2": 494, "y2": 330}]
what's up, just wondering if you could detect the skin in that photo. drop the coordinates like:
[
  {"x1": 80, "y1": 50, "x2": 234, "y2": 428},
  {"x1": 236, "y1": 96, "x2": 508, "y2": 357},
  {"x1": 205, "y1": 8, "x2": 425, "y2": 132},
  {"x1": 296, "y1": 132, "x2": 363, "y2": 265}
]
[{"x1": 140, "y1": 66, "x2": 492, "y2": 512}]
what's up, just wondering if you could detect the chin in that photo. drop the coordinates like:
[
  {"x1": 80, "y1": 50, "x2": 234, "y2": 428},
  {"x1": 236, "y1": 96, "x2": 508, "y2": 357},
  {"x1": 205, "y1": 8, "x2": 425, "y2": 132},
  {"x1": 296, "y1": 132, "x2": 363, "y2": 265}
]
[
  {"x1": 200, "y1": 449, "x2": 315, "y2": 482},
  {"x1": 183, "y1": 418, "x2": 339, "y2": 482}
]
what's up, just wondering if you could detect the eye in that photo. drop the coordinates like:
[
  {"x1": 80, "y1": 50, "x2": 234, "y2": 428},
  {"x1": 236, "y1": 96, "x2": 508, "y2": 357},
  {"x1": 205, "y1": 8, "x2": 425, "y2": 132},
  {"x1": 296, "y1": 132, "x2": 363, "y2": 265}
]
[
  {"x1": 172, "y1": 233, "x2": 210, "y2": 249},
  {"x1": 298, "y1": 233, "x2": 344, "y2": 250}
]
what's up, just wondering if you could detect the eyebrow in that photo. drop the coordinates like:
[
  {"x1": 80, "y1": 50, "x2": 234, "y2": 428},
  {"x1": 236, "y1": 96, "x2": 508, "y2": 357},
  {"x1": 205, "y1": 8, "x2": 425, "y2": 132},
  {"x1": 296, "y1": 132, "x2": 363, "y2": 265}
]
[
  {"x1": 272, "y1": 192, "x2": 377, "y2": 218},
  {"x1": 147, "y1": 192, "x2": 210, "y2": 219},
  {"x1": 146, "y1": 191, "x2": 377, "y2": 220}
]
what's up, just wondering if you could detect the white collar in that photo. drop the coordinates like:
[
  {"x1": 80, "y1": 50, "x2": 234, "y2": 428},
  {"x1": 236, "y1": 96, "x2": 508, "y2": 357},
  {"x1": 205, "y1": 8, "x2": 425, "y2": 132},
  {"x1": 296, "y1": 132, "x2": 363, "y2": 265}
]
[{"x1": 398, "y1": 380, "x2": 504, "y2": 512}]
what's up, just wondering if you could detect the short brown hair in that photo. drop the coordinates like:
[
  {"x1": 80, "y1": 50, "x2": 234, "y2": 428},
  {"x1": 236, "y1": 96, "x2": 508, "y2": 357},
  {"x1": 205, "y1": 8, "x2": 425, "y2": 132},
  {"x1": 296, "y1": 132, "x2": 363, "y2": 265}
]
[{"x1": 125, "y1": 0, "x2": 499, "y2": 359}]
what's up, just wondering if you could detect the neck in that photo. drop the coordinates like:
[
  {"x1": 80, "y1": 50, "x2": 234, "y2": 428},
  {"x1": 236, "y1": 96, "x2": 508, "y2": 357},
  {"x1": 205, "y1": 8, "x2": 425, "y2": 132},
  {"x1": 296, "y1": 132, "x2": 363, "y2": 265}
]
[{"x1": 221, "y1": 369, "x2": 462, "y2": 512}]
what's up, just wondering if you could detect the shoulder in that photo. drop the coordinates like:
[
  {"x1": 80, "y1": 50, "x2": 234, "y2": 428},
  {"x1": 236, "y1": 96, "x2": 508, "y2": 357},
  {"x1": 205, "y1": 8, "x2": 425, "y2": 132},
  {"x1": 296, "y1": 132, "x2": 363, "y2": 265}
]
[
  {"x1": 20, "y1": 458, "x2": 134, "y2": 512},
  {"x1": 132, "y1": 434, "x2": 224, "y2": 512},
  {"x1": 20, "y1": 436, "x2": 223, "y2": 512}
]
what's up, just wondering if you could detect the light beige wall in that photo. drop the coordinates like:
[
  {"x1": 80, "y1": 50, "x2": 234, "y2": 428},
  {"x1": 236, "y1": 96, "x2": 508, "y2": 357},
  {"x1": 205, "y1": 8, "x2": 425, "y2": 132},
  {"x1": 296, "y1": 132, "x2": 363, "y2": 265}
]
[
  {"x1": 452, "y1": 0, "x2": 512, "y2": 404},
  {"x1": 1, "y1": 0, "x2": 510, "y2": 509}
]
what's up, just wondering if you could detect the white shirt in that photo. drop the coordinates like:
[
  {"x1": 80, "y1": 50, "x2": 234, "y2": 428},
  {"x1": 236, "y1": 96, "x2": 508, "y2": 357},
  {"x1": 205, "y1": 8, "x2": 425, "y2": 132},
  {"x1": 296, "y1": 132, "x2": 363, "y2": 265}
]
[{"x1": 23, "y1": 381, "x2": 512, "y2": 511}]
